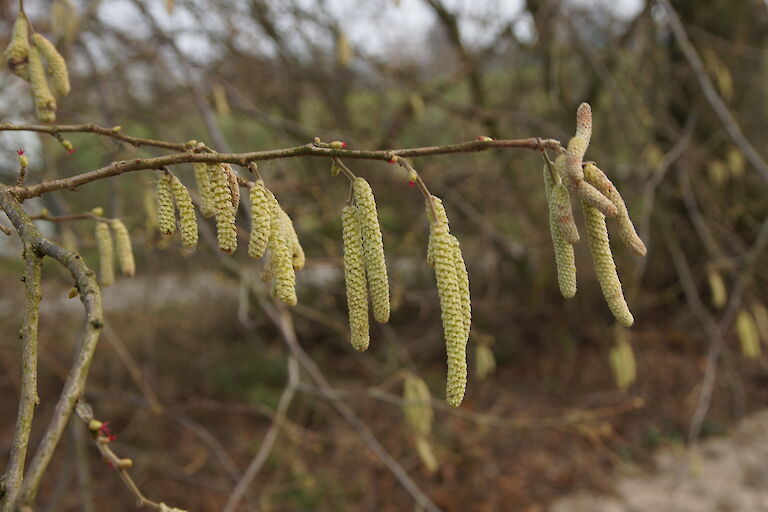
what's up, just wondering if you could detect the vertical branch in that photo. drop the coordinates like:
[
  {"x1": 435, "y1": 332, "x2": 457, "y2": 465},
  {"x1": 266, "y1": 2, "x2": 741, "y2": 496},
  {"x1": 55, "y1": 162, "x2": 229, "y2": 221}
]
[
  {"x1": 0, "y1": 189, "x2": 104, "y2": 509},
  {"x1": 1, "y1": 251, "x2": 42, "y2": 512}
]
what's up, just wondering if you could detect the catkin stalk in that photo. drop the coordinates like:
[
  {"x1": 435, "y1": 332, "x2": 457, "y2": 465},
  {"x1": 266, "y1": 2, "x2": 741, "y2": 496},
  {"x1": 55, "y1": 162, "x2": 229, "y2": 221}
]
[
  {"x1": 5, "y1": 13, "x2": 30, "y2": 80},
  {"x1": 31, "y1": 33, "x2": 70, "y2": 96},
  {"x1": 27, "y1": 45, "x2": 56, "y2": 123},
  {"x1": 95, "y1": 221, "x2": 114, "y2": 286},
  {"x1": 353, "y1": 178, "x2": 390, "y2": 323},
  {"x1": 171, "y1": 175, "x2": 198, "y2": 250},
  {"x1": 193, "y1": 163, "x2": 216, "y2": 218},
  {"x1": 341, "y1": 205, "x2": 370, "y2": 351},
  {"x1": 248, "y1": 180, "x2": 270, "y2": 258},
  {"x1": 210, "y1": 164, "x2": 237, "y2": 253},
  {"x1": 110, "y1": 219, "x2": 135, "y2": 277},
  {"x1": 584, "y1": 162, "x2": 646, "y2": 257},
  {"x1": 543, "y1": 166, "x2": 577, "y2": 298},
  {"x1": 583, "y1": 201, "x2": 634, "y2": 327},
  {"x1": 267, "y1": 191, "x2": 297, "y2": 306},
  {"x1": 156, "y1": 172, "x2": 176, "y2": 235}
]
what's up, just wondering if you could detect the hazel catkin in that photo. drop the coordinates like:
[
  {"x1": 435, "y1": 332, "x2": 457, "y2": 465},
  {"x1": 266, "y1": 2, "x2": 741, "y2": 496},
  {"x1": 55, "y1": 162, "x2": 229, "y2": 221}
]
[
  {"x1": 110, "y1": 219, "x2": 135, "y2": 277},
  {"x1": 156, "y1": 172, "x2": 176, "y2": 235},
  {"x1": 341, "y1": 205, "x2": 370, "y2": 351},
  {"x1": 210, "y1": 164, "x2": 237, "y2": 253},
  {"x1": 27, "y1": 45, "x2": 56, "y2": 123},
  {"x1": 31, "y1": 33, "x2": 70, "y2": 97},
  {"x1": 248, "y1": 180, "x2": 270, "y2": 258},
  {"x1": 550, "y1": 157, "x2": 580, "y2": 244},
  {"x1": 279, "y1": 207, "x2": 305, "y2": 270},
  {"x1": 95, "y1": 221, "x2": 114, "y2": 287},
  {"x1": 222, "y1": 163, "x2": 241, "y2": 210},
  {"x1": 5, "y1": 13, "x2": 29, "y2": 80},
  {"x1": 193, "y1": 163, "x2": 216, "y2": 218},
  {"x1": 450, "y1": 234, "x2": 471, "y2": 340},
  {"x1": 543, "y1": 166, "x2": 577, "y2": 298},
  {"x1": 171, "y1": 175, "x2": 198, "y2": 250},
  {"x1": 353, "y1": 178, "x2": 390, "y2": 324},
  {"x1": 267, "y1": 191, "x2": 297, "y2": 306},
  {"x1": 583, "y1": 201, "x2": 634, "y2": 327}
]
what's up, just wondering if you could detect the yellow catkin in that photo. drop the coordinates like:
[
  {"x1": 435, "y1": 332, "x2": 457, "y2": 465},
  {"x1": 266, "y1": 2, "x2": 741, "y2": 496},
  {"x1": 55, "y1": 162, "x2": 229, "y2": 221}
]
[
  {"x1": 31, "y1": 33, "x2": 70, "y2": 97},
  {"x1": 583, "y1": 201, "x2": 634, "y2": 326},
  {"x1": 5, "y1": 13, "x2": 29, "y2": 80},
  {"x1": 223, "y1": 164, "x2": 241, "y2": 210},
  {"x1": 475, "y1": 344, "x2": 496, "y2": 380},
  {"x1": 402, "y1": 374, "x2": 433, "y2": 437},
  {"x1": 95, "y1": 221, "x2": 114, "y2": 287},
  {"x1": 279, "y1": 207, "x2": 305, "y2": 270},
  {"x1": 193, "y1": 163, "x2": 216, "y2": 218},
  {"x1": 171, "y1": 175, "x2": 198, "y2": 250},
  {"x1": 550, "y1": 157, "x2": 580, "y2": 244},
  {"x1": 156, "y1": 172, "x2": 176, "y2": 235},
  {"x1": 210, "y1": 164, "x2": 237, "y2": 253},
  {"x1": 450, "y1": 234, "x2": 471, "y2": 340},
  {"x1": 737, "y1": 310, "x2": 761, "y2": 359},
  {"x1": 431, "y1": 226, "x2": 467, "y2": 407},
  {"x1": 563, "y1": 103, "x2": 617, "y2": 218},
  {"x1": 707, "y1": 268, "x2": 727, "y2": 309},
  {"x1": 27, "y1": 45, "x2": 56, "y2": 123},
  {"x1": 110, "y1": 219, "x2": 135, "y2": 277},
  {"x1": 584, "y1": 163, "x2": 646, "y2": 257},
  {"x1": 342, "y1": 205, "x2": 370, "y2": 351},
  {"x1": 267, "y1": 191, "x2": 297, "y2": 306},
  {"x1": 248, "y1": 180, "x2": 270, "y2": 258},
  {"x1": 353, "y1": 178, "x2": 390, "y2": 323},
  {"x1": 426, "y1": 196, "x2": 449, "y2": 268},
  {"x1": 543, "y1": 166, "x2": 577, "y2": 298}
]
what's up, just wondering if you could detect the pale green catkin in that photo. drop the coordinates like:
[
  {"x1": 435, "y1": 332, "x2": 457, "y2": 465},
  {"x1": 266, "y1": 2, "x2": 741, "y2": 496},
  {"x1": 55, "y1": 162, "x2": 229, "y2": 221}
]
[
  {"x1": 5, "y1": 13, "x2": 29, "y2": 80},
  {"x1": 267, "y1": 191, "x2": 297, "y2": 306},
  {"x1": 279, "y1": 207, "x2": 305, "y2": 270},
  {"x1": 110, "y1": 219, "x2": 135, "y2": 277},
  {"x1": 450, "y1": 234, "x2": 471, "y2": 340},
  {"x1": 210, "y1": 164, "x2": 237, "y2": 253},
  {"x1": 156, "y1": 172, "x2": 176, "y2": 235},
  {"x1": 564, "y1": 103, "x2": 617, "y2": 218},
  {"x1": 31, "y1": 33, "x2": 70, "y2": 96},
  {"x1": 583, "y1": 163, "x2": 647, "y2": 257},
  {"x1": 27, "y1": 45, "x2": 56, "y2": 123},
  {"x1": 95, "y1": 221, "x2": 115, "y2": 287},
  {"x1": 248, "y1": 180, "x2": 270, "y2": 258},
  {"x1": 402, "y1": 374, "x2": 433, "y2": 438},
  {"x1": 549, "y1": 157, "x2": 580, "y2": 244},
  {"x1": 543, "y1": 166, "x2": 577, "y2": 298},
  {"x1": 193, "y1": 163, "x2": 216, "y2": 218},
  {"x1": 426, "y1": 195, "x2": 449, "y2": 268},
  {"x1": 431, "y1": 226, "x2": 467, "y2": 407},
  {"x1": 353, "y1": 178, "x2": 390, "y2": 323},
  {"x1": 342, "y1": 205, "x2": 370, "y2": 351},
  {"x1": 583, "y1": 201, "x2": 634, "y2": 326},
  {"x1": 171, "y1": 175, "x2": 198, "y2": 250}
]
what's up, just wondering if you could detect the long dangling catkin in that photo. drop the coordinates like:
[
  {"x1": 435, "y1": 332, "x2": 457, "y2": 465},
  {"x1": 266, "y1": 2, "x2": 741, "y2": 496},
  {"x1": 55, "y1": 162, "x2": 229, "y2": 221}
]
[
  {"x1": 5, "y1": 13, "x2": 29, "y2": 80},
  {"x1": 210, "y1": 164, "x2": 237, "y2": 253},
  {"x1": 353, "y1": 178, "x2": 390, "y2": 323},
  {"x1": 110, "y1": 219, "x2": 135, "y2": 277},
  {"x1": 171, "y1": 175, "x2": 198, "y2": 250},
  {"x1": 279, "y1": 207, "x2": 305, "y2": 270},
  {"x1": 156, "y1": 172, "x2": 176, "y2": 235},
  {"x1": 426, "y1": 196, "x2": 449, "y2": 268},
  {"x1": 549, "y1": 157, "x2": 580, "y2": 244},
  {"x1": 267, "y1": 191, "x2": 297, "y2": 306},
  {"x1": 193, "y1": 163, "x2": 216, "y2": 218},
  {"x1": 27, "y1": 45, "x2": 56, "y2": 123},
  {"x1": 583, "y1": 162, "x2": 646, "y2": 257},
  {"x1": 95, "y1": 221, "x2": 115, "y2": 287},
  {"x1": 563, "y1": 103, "x2": 617, "y2": 218},
  {"x1": 583, "y1": 201, "x2": 634, "y2": 326},
  {"x1": 248, "y1": 180, "x2": 270, "y2": 258},
  {"x1": 450, "y1": 234, "x2": 471, "y2": 340},
  {"x1": 342, "y1": 205, "x2": 370, "y2": 351},
  {"x1": 402, "y1": 374, "x2": 438, "y2": 474},
  {"x1": 31, "y1": 33, "x2": 70, "y2": 96},
  {"x1": 543, "y1": 166, "x2": 577, "y2": 298},
  {"x1": 222, "y1": 164, "x2": 241, "y2": 210}
]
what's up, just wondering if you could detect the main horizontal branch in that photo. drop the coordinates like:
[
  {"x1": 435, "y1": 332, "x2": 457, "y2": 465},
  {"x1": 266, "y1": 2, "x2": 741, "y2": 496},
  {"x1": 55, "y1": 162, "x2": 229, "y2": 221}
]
[{"x1": 1, "y1": 134, "x2": 562, "y2": 200}]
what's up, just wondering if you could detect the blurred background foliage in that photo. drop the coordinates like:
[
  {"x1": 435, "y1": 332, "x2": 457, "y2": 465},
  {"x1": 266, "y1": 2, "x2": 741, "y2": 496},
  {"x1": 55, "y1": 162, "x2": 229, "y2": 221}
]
[{"x1": 2, "y1": 0, "x2": 768, "y2": 510}]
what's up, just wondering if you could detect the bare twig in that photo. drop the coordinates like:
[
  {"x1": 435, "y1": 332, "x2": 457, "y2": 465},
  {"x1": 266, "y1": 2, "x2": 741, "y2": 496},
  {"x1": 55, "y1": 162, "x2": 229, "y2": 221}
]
[{"x1": 0, "y1": 122, "x2": 187, "y2": 151}]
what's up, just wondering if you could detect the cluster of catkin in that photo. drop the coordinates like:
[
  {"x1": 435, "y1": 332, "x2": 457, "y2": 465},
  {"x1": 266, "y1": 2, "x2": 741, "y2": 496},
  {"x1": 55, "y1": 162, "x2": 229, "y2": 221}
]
[
  {"x1": 340, "y1": 178, "x2": 391, "y2": 351},
  {"x1": 544, "y1": 103, "x2": 646, "y2": 327},
  {"x1": 3, "y1": 11, "x2": 70, "y2": 122},
  {"x1": 426, "y1": 195, "x2": 470, "y2": 407},
  {"x1": 94, "y1": 219, "x2": 135, "y2": 287}
]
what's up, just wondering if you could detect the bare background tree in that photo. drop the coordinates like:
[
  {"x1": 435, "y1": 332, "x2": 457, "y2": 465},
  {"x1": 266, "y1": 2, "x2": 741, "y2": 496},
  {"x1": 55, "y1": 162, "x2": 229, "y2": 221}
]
[{"x1": 1, "y1": 0, "x2": 768, "y2": 510}]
